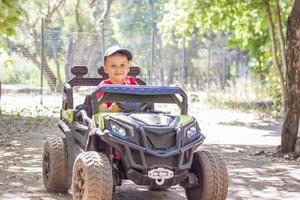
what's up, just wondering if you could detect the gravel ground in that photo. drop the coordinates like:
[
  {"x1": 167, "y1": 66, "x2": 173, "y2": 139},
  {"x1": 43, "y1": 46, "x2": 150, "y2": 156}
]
[{"x1": 0, "y1": 92, "x2": 299, "y2": 200}]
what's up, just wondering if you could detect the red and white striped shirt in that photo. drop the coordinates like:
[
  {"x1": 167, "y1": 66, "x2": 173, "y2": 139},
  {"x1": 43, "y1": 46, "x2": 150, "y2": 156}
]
[{"x1": 96, "y1": 76, "x2": 138, "y2": 107}]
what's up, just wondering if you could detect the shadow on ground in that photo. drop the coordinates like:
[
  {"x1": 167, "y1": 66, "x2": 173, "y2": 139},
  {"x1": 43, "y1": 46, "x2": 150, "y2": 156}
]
[
  {"x1": 0, "y1": 114, "x2": 299, "y2": 200},
  {"x1": 207, "y1": 144, "x2": 300, "y2": 200},
  {"x1": 218, "y1": 117, "x2": 282, "y2": 136}
]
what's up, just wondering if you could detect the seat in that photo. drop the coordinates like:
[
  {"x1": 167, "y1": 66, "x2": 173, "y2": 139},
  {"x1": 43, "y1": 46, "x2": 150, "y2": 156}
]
[
  {"x1": 98, "y1": 66, "x2": 146, "y2": 85},
  {"x1": 75, "y1": 66, "x2": 147, "y2": 118},
  {"x1": 75, "y1": 95, "x2": 93, "y2": 118}
]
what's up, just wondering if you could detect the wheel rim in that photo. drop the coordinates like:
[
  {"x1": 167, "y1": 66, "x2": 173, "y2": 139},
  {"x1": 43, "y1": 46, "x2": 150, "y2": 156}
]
[
  {"x1": 43, "y1": 148, "x2": 50, "y2": 181},
  {"x1": 186, "y1": 155, "x2": 203, "y2": 199},
  {"x1": 73, "y1": 163, "x2": 86, "y2": 200}
]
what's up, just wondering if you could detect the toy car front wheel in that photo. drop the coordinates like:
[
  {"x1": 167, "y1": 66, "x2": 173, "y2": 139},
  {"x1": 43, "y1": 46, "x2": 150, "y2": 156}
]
[
  {"x1": 185, "y1": 150, "x2": 228, "y2": 200},
  {"x1": 43, "y1": 137, "x2": 70, "y2": 193},
  {"x1": 72, "y1": 152, "x2": 113, "y2": 200}
]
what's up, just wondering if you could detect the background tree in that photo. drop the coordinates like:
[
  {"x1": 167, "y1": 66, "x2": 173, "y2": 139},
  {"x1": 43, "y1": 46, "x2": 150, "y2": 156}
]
[
  {"x1": 159, "y1": 0, "x2": 292, "y2": 111},
  {"x1": 281, "y1": 0, "x2": 300, "y2": 154},
  {"x1": 5, "y1": 0, "x2": 114, "y2": 91},
  {"x1": 159, "y1": 0, "x2": 300, "y2": 153},
  {"x1": 0, "y1": 0, "x2": 21, "y2": 113},
  {"x1": 6, "y1": 0, "x2": 65, "y2": 91},
  {"x1": 111, "y1": 0, "x2": 205, "y2": 86},
  {"x1": 63, "y1": 0, "x2": 114, "y2": 80}
]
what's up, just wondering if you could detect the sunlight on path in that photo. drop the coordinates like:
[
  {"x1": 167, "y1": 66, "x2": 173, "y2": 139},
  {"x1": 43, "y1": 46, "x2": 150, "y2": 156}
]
[
  {"x1": 203, "y1": 124, "x2": 280, "y2": 145},
  {"x1": 1, "y1": 94, "x2": 299, "y2": 200}
]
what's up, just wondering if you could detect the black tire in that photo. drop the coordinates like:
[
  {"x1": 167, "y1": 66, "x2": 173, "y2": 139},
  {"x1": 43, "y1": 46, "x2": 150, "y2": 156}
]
[
  {"x1": 72, "y1": 152, "x2": 113, "y2": 200},
  {"x1": 148, "y1": 185, "x2": 171, "y2": 191},
  {"x1": 185, "y1": 150, "x2": 228, "y2": 200},
  {"x1": 43, "y1": 137, "x2": 70, "y2": 193},
  {"x1": 215, "y1": 153, "x2": 229, "y2": 200}
]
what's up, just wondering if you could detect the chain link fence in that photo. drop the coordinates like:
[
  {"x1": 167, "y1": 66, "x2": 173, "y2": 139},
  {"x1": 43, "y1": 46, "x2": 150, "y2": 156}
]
[
  {"x1": 42, "y1": 28, "x2": 249, "y2": 88},
  {"x1": 0, "y1": 19, "x2": 250, "y2": 111}
]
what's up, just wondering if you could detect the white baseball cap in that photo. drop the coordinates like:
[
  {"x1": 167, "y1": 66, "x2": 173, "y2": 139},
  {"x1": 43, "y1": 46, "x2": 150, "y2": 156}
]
[{"x1": 103, "y1": 45, "x2": 132, "y2": 64}]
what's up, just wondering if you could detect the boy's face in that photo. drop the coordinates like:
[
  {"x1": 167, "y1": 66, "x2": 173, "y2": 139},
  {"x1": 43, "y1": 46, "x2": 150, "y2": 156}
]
[{"x1": 104, "y1": 53, "x2": 130, "y2": 84}]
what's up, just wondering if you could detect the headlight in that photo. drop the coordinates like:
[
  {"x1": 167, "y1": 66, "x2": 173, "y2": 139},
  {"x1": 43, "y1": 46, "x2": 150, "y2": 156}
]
[
  {"x1": 110, "y1": 121, "x2": 127, "y2": 137},
  {"x1": 186, "y1": 125, "x2": 197, "y2": 138}
]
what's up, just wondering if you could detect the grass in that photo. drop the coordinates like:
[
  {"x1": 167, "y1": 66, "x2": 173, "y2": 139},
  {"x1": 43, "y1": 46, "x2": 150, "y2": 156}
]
[{"x1": 203, "y1": 79, "x2": 277, "y2": 114}]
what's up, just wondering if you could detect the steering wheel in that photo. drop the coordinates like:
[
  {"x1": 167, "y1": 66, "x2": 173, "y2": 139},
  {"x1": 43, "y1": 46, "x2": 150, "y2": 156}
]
[
  {"x1": 113, "y1": 102, "x2": 154, "y2": 113},
  {"x1": 116, "y1": 102, "x2": 143, "y2": 112}
]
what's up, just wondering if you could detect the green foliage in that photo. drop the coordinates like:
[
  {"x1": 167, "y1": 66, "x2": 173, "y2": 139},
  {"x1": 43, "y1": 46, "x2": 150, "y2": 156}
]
[
  {"x1": 111, "y1": 1, "x2": 159, "y2": 57},
  {"x1": 159, "y1": 0, "x2": 293, "y2": 111},
  {"x1": 0, "y1": 0, "x2": 21, "y2": 39},
  {"x1": 110, "y1": 0, "x2": 169, "y2": 78},
  {"x1": 160, "y1": 0, "x2": 291, "y2": 62},
  {"x1": 266, "y1": 71, "x2": 282, "y2": 112},
  {"x1": 205, "y1": 78, "x2": 274, "y2": 113},
  {"x1": 1, "y1": 54, "x2": 40, "y2": 85}
]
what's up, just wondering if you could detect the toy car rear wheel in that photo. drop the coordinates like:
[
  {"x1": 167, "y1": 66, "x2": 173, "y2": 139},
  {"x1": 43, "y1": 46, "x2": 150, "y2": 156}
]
[
  {"x1": 42, "y1": 137, "x2": 70, "y2": 193},
  {"x1": 185, "y1": 150, "x2": 228, "y2": 200},
  {"x1": 72, "y1": 152, "x2": 113, "y2": 200},
  {"x1": 148, "y1": 185, "x2": 171, "y2": 191}
]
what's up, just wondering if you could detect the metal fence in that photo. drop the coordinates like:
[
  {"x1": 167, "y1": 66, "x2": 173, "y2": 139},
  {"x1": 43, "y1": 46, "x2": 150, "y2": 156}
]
[
  {"x1": 0, "y1": 19, "x2": 250, "y2": 108},
  {"x1": 41, "y1": 29, "x2": 249, "y2": 87}
]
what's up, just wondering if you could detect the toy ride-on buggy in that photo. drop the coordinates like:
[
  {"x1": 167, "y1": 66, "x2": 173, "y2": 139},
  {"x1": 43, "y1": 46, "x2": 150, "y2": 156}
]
[{"x1": 42, "y1": 66, "x2": 228, "y2": 200}]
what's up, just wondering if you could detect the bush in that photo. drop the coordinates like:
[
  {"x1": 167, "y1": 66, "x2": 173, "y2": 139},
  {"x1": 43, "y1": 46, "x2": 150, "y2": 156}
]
[
  {"x1": 205, "y1": 78, "x2": 275, "y2": 112},
  {"x1": 1, "y1": 54, "x2": 40, "y2": 86}
]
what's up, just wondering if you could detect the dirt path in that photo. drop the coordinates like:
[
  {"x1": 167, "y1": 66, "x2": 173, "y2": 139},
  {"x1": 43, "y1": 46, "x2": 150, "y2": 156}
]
[{"x1": 0, "y1": 100, "x2": 300, "y2": 199}]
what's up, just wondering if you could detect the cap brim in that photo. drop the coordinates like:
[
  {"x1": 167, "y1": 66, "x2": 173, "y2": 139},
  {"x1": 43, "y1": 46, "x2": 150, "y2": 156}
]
[
  {"x1": 104, "y1": 48, "x2": 132, "y2": 62},
  {"x1": 114, "y1": 49, "x2": 132, "y2": 61}
]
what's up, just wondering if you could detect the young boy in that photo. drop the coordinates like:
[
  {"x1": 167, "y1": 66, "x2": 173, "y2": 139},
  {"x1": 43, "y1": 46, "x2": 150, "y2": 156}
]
[{"x1": 97, "y1": 45, "x2": 138, "y2": 112}]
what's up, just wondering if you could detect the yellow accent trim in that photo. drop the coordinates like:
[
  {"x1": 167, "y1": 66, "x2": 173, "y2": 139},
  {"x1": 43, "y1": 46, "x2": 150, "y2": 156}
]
[
  {"x1": 93, "y1": 113, "x2": 109, "y2": 130},
  {"x1": 179, "y1": 115, "x2": 193, "y2": 125},
  {"x1": 61, "y1": 109, "x2": 74, "y2": 124}
]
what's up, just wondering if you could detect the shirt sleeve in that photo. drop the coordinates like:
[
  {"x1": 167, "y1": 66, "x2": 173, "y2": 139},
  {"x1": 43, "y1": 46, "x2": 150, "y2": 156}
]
[
  {"x1": 96, "y1": 79, "x2": 112, "y2": 108},
  {"x1": 124, "y1": 76, "x2": 138, "y2": 85}
]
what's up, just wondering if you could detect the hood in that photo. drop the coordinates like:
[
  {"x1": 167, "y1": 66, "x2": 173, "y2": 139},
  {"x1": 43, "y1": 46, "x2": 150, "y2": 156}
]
[
  {"x1": 128, "y1": 113, "x2": 174, "y2": 126},
  {"x1": 106, "y1": 113, "x2": 194, "y2": 127}
]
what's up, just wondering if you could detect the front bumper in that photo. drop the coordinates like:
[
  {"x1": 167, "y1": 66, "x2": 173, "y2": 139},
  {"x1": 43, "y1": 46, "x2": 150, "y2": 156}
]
[{"x1": 98, "y1": 129, "x2": 204, "y2": 171}]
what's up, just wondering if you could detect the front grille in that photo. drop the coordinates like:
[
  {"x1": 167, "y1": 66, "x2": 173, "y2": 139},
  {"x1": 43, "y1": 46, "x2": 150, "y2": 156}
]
[
  {"x1": 131, "y1": 149, "x2": 142, "y2": 165},
  {"x1": 129, "y1": 148, "x2": 178, "y2": 168},
  {"x1": 145, "y1": 154, "x2": 178, "y2": 167},
  {"x1": 146, "y1": 131, "x2": 176, "y2": 150}
]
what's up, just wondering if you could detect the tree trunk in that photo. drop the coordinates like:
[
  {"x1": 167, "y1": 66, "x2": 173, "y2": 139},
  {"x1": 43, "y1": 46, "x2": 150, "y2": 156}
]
[
  {"x1": 64, "y1": 0, "x2": 113, "y2": 80},
  {"x1": 275, "y1": 2, "x2": 288, "y2": 78},
  {"x1": 281, "y1": 0, "x2": 300, "y2": 153},
  {"x1": 50, "y1": 42, "x2": 62, "y2": 85},
  {"x1": 160, "y1": 65, "x2": 165, "y2": 86},
  {"x1": 65, "y1": 38, "x2": 76, "y2": 81},
  {"x1": 265, "y1": 1, "x2": 287, "y2": 113},
  {"x1": 0, "y1": 78, "x2": 1, "y2": 114},
  {"x1": 167, "y1": 64, "x2": 175, "y2": 85},
  {"x1": 6, "y1": 40, "x2": 57, "y2": 91},
  {"x1": 12, "y1": 42, "x2": 57, "y2": 91},
  {"x1": 41, "y1": 54, "x2": 57, "y2": 91}
]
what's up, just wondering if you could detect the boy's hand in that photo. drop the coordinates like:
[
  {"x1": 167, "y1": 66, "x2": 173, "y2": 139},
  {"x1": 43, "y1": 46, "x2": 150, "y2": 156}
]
[{"x1": 108, "y1": 103, "x2": 121, "y2": 112}]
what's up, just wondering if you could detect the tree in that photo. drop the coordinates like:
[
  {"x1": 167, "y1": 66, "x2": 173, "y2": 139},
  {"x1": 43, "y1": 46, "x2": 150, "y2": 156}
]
[
  {"x1": 0, "y1": 0, "x2": 21, "y2": 113},
  {"x1": 111, "y1": 0, "x2": 200, "y2": 86},
  {"x1": 111, "y1": 0, "x2": 161, "y2": 83},
  {"x1": 0, "y1": 0, "x2": 20, "y2": 39},
  {"x1": 159, "y1": 0, "x2": 292, "y2": 110},
  {"x1": 281, "y1": 0, "x2": 300, "y2": 154},
  {"x1": 159, "y1": 0, "x2": 300, "y2": 152},
  {"x1": 64, "y1": 0, "x2": 114, "y2": 80},
  {"x1": 5, "y1": 0, "x2": 114, "y2": 91},
  {"x1": 6, "y1": 0, "x2": 65, "y2": 91}
]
